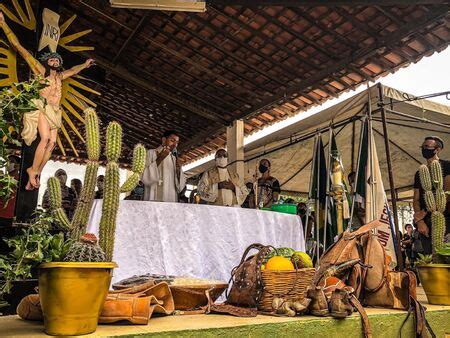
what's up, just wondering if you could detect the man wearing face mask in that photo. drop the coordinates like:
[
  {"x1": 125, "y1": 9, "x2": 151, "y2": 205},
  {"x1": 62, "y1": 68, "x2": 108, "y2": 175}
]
[
  {"x1": 413, "y1": 136, "x2": 450, "y2": 254},
  {"x1": 256, "y1": 159, "x2": 281, "y2": 209},
  {"x1": 197, "y1": 149, "x2": 249, "y2": 206},
  {"x1": 142, "y1": 130, "x2": 186, "y2": 202}
]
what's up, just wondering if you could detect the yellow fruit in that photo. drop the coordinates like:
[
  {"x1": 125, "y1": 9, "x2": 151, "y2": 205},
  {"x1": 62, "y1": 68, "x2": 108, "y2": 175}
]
[
  {"x1": 261, "y1": 264, "x2": 266, "y2": 271},
  {"x1": 293, "y1": 251, "x2": 313, "y2": 268},
  {"x1": 266, "y1": 256, "x2": 295, "y2": 271}
]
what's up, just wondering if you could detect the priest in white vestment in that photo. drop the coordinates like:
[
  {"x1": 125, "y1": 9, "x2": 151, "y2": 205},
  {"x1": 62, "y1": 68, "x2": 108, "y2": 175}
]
[
  {"x1": 198, "y1": 149, "x2": 249, "y2": 207},
  {"x1": 141, "y1": 131, "x2": 186, "y2": 202}
]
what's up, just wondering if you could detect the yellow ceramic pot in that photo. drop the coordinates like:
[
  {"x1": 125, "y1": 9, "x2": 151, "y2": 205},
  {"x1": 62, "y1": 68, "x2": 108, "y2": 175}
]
[
  {"x1": 39, "y1": 262, "x2": 116, "y2": 336},
  {"x1": 417, "y1": 264, "x2": 450, "y2": 305}
]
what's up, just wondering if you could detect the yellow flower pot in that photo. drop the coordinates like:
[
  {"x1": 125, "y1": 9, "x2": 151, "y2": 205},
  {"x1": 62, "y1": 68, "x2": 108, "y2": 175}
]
[
  {"x1": 417, "y1": 264, "x2": 450, "y2": 305},
  {"x1": 39, "y1": 262, "x2": 116, "y2": 336}
]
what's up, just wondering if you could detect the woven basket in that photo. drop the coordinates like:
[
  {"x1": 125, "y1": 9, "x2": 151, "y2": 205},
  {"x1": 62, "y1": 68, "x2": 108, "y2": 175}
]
[{"x1": 259, "y1": 268, "x2": 316, "y2": 312}]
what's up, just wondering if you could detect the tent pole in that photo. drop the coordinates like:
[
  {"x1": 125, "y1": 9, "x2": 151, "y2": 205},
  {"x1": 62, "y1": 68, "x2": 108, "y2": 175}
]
[
  {"x1": 305, "y1": 135, "x2": 317, "y2": 260},
  {"x1": 377, "y1": 83, "x2": 405, "y2": 271},
  {"x1": 351, "y1": 120, "x2": 356, "y2": 172},
  {"x1": 349, "y1": 116, "x2": 366, "y2": 231},
  {"x1": 322, "y1": 126, "x2": 333, "y2": 255},
  {"x1": 315, "y1": 134, "x2": 321, "y2": 266},
  {"x1": 377, "y1": 107, "x2": 450, "y2": 130}
]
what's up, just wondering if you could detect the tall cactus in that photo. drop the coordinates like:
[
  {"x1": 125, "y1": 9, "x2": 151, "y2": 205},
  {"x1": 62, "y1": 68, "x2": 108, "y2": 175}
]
[
  {"x1": 419, "y1": 160, "x2": 446, "y2": 262},
  {"x1": 98, "y1": 123, "x2": 122, "y2": 261},
  {"x1": 71, "y1": 108, "x2": 101, "y2": 239},
  {"x1": 47, "y1": 177, "x2": 70, "y2": 230},
  {"x1": 47, "y1": 108, "x2": 146, "y2": 261}
]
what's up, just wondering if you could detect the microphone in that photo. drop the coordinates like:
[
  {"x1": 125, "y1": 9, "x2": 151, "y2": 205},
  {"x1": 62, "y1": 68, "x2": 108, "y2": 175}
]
[{"x1": 172, "y1": 147, "x2": 178, "y2": 157}]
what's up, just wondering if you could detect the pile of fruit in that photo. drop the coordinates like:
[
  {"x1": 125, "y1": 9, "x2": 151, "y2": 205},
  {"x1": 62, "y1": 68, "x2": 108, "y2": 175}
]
[{"x1": 262, "y1": 247, "x2": 313, "y2": 271}]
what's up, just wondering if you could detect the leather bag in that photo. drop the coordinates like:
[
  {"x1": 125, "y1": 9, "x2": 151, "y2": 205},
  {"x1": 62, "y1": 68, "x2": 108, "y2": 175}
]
[{"x1": 226, "y1": 243, "x2": 273, "y2": 307}]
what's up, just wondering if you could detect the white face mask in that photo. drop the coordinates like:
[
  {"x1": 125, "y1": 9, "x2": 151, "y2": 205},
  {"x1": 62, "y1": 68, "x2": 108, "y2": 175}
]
[{"x1": 216, "y1": 157, "x2": 228, "y2": 168}]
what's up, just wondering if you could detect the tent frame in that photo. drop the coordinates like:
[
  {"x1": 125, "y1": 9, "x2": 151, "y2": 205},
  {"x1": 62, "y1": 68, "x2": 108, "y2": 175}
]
[{"x1": 245, "y1": 85, "x2": 450, "y2": 269}]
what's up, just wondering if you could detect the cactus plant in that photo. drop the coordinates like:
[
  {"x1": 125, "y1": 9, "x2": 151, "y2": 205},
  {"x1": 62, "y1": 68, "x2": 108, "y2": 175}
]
[
  {"x1": 47, "y1": 108, "x2": 146, "y2": 261},
  {"x1": 47, "y1": 177, "x2": 70, "y2": 230},
  {"x1": 64, "y1": 233, "x2": 106, "y2": 262},
  {"x1": 419, "y1": 160, "x2": 446, "y2": 263},
  {"x1": 419, "y1": 165, "x2": 432, "y2": 191},
  {"x1": 431, "y1": 160, "x2": 443, "y2": 189},
  {"x1": 424, "y1": 190, "x2": 436, "y2": 212},
  {"x1": 98, "y1": 123, "x2": 147, "y2": 261}
]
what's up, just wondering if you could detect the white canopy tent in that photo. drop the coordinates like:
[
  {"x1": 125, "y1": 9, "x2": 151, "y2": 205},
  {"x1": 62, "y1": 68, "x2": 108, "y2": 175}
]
[
  {"x1": 187, "y1": 84, "x2": 450, "y2": 201},
  {"x1": 242, "y1": 84, "x2": 450, "y2": 200}
]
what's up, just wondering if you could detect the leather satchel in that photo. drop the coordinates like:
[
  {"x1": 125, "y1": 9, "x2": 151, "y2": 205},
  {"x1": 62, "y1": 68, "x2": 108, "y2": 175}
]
[
  {"x1": 226, "y1": 243, "x2": 273, "y2": 307},
  {"x1": 360, "y1": 231, "x2": 417, "y2": 310}
]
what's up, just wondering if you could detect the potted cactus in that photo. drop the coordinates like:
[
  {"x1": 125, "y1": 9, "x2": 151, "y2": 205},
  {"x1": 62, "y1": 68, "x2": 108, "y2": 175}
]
[
  {"x1": 38, "y1": 108, "x2": 146, "y2": 335},
  {"x1": 416, "y1": 160, "x2": 450, "y2": 305}
]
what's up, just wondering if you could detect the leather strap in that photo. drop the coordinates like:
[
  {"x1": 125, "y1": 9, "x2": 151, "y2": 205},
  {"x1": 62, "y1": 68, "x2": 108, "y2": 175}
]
[
  {"x1": 399, "y1": 273, "x2": 436, "y2": 338},
  {"x1": 350, "y1": 220, "x2": 383, "y2": 238},
  {"x1": 350, "y1": 295, "x2": 372, "y2": 338}
]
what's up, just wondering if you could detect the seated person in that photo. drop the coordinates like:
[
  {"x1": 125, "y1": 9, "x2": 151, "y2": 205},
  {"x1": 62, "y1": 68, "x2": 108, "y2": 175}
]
[{"x1": 197, "y1": 149, "x2": 249, "y2": 207}]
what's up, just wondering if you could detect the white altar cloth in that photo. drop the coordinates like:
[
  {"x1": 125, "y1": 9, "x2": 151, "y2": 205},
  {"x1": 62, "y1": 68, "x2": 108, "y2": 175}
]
[{"x1": 88, "y1": 201, "x2": 304, "y2": 283}]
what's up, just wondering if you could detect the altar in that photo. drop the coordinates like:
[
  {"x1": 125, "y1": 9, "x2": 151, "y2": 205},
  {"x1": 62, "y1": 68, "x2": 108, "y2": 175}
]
[{"x1": 88, "y1": 201, "x2": 305, "y2": 283}]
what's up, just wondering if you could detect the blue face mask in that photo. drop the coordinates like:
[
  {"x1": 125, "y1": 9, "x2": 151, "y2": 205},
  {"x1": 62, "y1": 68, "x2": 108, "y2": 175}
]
[{"x1": 135, "y1": 186, "x2": 144, "y2": 196}]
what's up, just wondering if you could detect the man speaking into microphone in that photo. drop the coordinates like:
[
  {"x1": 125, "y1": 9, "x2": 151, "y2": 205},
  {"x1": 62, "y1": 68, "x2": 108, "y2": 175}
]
[{"x1": 142, "y1": 130, "x2": 186, "y2": 202}]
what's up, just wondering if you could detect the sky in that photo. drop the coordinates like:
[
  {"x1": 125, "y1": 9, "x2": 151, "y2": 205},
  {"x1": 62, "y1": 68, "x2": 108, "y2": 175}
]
[{"x1": 41, "y1": 47, "x2": 450, "y2": 201}]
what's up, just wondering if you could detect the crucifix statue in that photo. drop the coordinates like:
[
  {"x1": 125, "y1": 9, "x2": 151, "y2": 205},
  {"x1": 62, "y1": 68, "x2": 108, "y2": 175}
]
[{"x1": 0, "y1": 11, "x2": 95, "y2": 190}]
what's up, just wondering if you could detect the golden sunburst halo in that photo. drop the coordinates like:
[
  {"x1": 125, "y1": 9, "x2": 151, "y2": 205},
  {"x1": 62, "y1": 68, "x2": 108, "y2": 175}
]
[
  {"x1": 59, "y1": 15, "x2": 94, "y2": 52},
  {"x1": 0, "y1": 39, "x2": 18, "y2": 87},
  {"x1": 0, "y1": 0, "x2": 36, "y2": 30}
]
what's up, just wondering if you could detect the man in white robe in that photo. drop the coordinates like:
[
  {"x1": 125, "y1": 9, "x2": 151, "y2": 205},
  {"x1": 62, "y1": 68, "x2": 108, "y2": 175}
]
[
  {"x1": 198, "y1": 149, "x2": 248, "y2": 207},
  {"x1": 142, "y1": 130, "x2": 186, "y2": 202}
]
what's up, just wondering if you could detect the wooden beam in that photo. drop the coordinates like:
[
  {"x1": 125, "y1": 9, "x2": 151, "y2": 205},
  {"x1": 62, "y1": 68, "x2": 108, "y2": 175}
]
[
  {"x1": 209, "y1": 1, "x2": 449, "y2": 5},
  {"x1": 93, "y1": 55, "x2": 227, "y2": 124},
  {"x1": 75, "y1": 1, "x2": 260, "y2": 99},
  {"x1": 113, "y1": 13, "x2": 149, "y2": 64},
  {"x1": 232, "y1": 5, "x2": 448, "y2": 120}
]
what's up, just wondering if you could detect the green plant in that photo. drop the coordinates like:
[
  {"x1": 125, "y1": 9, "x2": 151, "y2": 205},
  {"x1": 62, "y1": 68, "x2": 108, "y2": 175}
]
[
  {"x1": 0, "y1": 210, "x2": 71, "y2": 295},
  {"x1": 48, "y1": 108, "x2": 146, "y2": 261},
  {"x1": 0, "y1": 77, "x2": 48, "y2": 206},
  {"x1": 419, "y1": 160, "x2": 447, "y2": 263},
  {"x1": 64, "y1": 233, "x2": 106, "y2": 262},
  {"x1": 415, "y1": 253, "x2": 433, "y2": 266},
  {"x1": 0, "y1": 167, "x2": 17, "y2": 208}
]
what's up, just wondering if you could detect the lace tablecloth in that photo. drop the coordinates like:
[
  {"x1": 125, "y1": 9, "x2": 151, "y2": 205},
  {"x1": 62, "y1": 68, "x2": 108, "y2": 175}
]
[{"x1": 88, "y1": 201, "x2": 304, "y2": 283}]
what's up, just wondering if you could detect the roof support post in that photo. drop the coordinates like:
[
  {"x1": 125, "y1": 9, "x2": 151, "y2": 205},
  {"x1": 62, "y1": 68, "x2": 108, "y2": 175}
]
[
  {"x1": 378, "y1": 83, "x2": 404, "y2": 271},
  {"x1": 227, "y1": 120, "x2": 245, "y2": 185}
]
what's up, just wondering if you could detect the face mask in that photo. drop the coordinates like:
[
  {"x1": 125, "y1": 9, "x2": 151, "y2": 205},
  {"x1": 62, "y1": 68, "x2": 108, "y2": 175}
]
[
  {"x1": 422, "y1": 148, "x2": 436, "y2": 159},
  {"x1": 259, "y1": 165, "x2": 268, "y2": 174},
  {"x1": 216, "y1": 157, "x2": 227, "y2": 168}
]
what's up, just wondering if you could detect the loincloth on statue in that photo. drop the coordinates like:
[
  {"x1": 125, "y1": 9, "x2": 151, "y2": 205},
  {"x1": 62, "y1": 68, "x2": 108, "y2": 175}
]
[{"x1": 21, "y1": 98, "x2": 62, "y2": 146}]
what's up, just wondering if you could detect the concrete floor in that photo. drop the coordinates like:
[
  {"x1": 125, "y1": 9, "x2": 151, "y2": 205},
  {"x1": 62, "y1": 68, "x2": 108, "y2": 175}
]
[{"x1": 0, "y1": 289, "x2": 449, "y2": 337}]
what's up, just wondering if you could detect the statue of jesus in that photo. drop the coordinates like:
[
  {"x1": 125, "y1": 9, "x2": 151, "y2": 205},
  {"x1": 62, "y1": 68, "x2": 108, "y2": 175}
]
[{"x1": 0, "y1": 11, "x2": 95, "y2": 190}]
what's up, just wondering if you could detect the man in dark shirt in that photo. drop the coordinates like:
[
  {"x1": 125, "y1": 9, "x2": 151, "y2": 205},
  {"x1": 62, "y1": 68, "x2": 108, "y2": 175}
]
[
  {"x1": 401, "y1": 224, "x2": 414, "y2": 265},
  {"x1": 256, "y1": 159, "x2": 281, "y2": 209},
  {"x1": 94, "y1": 175, "x2": 104, "y2": 199},
  {"x1": 413, "y1": 136, "x2": 450, "y2": 254}
]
